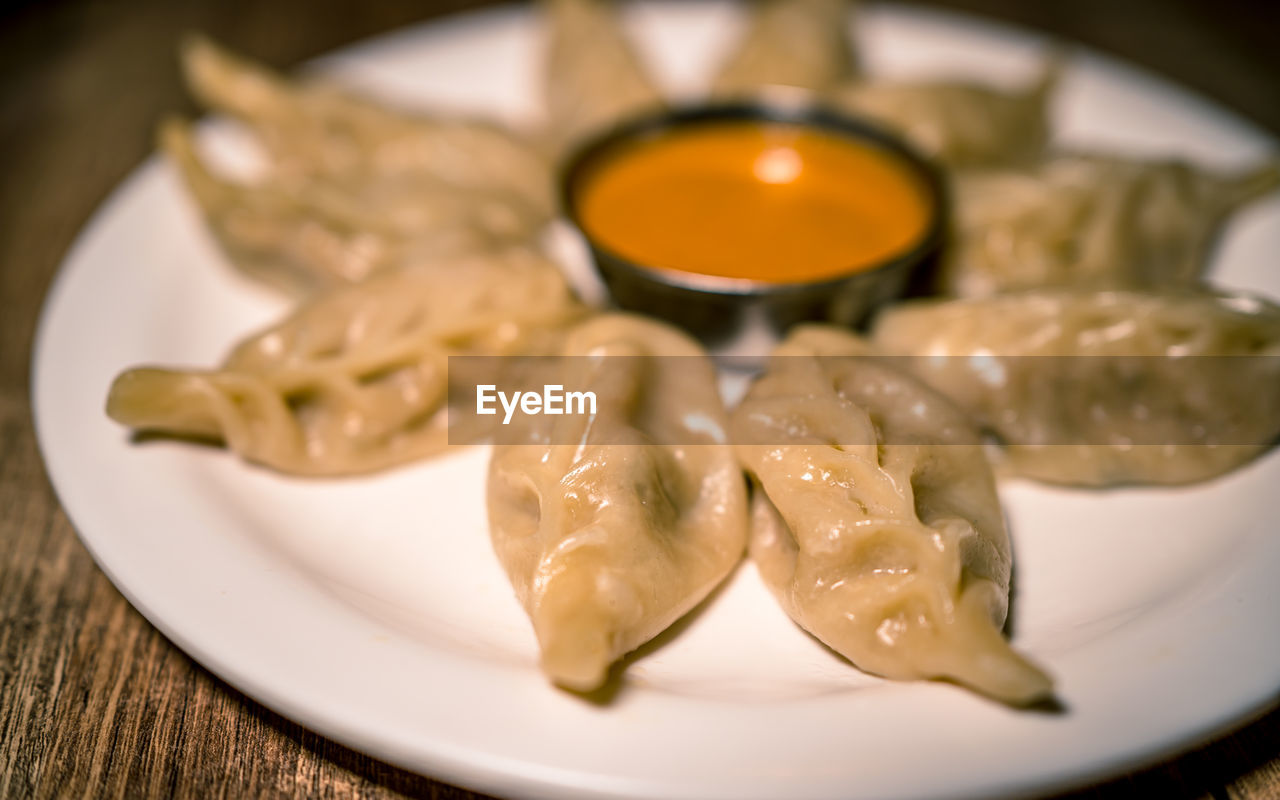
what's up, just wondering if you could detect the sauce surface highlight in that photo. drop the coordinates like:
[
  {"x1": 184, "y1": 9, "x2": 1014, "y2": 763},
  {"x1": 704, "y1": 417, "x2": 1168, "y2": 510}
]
[{"x1": 577, "y1": 122, "x2": 932, "y2": 283}]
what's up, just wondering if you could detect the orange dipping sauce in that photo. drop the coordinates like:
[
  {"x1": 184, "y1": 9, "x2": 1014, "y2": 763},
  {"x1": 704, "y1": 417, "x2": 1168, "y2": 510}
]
[{"x1": 575, "y1": 121, "x2": 933, "y2": 284}]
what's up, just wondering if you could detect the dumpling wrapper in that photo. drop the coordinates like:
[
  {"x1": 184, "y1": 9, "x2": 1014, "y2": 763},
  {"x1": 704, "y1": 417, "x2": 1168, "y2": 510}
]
[
  {"x1": 107, "y1": 249, "x2": 584, "y2": 476},
  {"x1": 872, "y1": 290, "x2": 1280, "y2": 486},
  {"x1": 711, "y1": 0, "x2": 859, "y2": 97},
  {"x1": 770, "y1": 323, "x2": 878, "y2": 357},
  {"x1": 487, "y1": 314, "x2": 748, "y2": 691},
  {"x1": 182, "y1": 37, "x2": 553, "y2": 212},
  {"x1": 942, "y1": 154, "x2": 1280, "y2": 297},
  {"x1": 168, "y1": 37, "x2": 555, "y2": 295},
  {"x1": 827, "y1": 54, "x2": 1061, "y2": 166},
  {"x1": 732, "y1": 332, "x2": 1052, "y2": 705},
  {"x1": 541, "y1": 0, "x2": 665, "y2": 153}
]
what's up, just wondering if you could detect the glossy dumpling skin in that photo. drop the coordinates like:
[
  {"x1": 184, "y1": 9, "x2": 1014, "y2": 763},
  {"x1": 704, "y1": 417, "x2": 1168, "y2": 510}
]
[
  {"x1": 942, "y1": 154, "x2": 1280, "y2": 297},
  {"x1": 542, "y1": 0, "x2": 664, "y2": 152},
  {"x1": 770, "y1": 323, "x2": 877, "y2": 357},
  {"x1": 872, "y1": 290, "x2": 1280, "y2": 486},
  {"x1": 711, "y1": 0, "x2": 858, "y2": 97},
  {"x1": 828, "y1": 55, "x2": 1060, "y2": 167},
  {"x1": 107, "y1": 249, "x2": 584, "y2": 476},
  {"x1": 168, "y1": 37, "x2": 555, "y2": 295},
  {"x1": 731, "y1": 333, "x2": 1052, "y2": 705},
  {"x1": 487, "y1": 314, "x2": 748, "y2": 691}
]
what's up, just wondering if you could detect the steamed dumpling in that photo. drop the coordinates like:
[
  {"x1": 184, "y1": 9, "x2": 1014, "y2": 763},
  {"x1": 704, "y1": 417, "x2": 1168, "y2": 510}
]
[
  {"x1": 872, "y1": 290, "x2": 1280, "y2": 485},
  {"x1": 181, "y1": 37, "x2": 553, "y2": 211},
  {"x1": 732, "y1": 331, "x2": 1052, "y2": 704},
  {"x1": 827, "y1": 55, "x2": 1060, "y2": 166},
  {"x1": 770, "y1": 323, "x2": 877, "y2": 357},
  {"x1": 107, "y1": 249, "x2": 584, "y2": 475},
  {"x1": 712, "y1": 0, "x2": 858, "y2": 97},
  {"x1": 542, "y1": 0, "x2": 665, "y2": 151},
  {"x1": 168, "y1": 37, "x2": 554, "y2": 295},
  {"x1": 941, "y1": 154, "x2": 1280, "y2": 297},
  {"x1": 487, "y1": 314, "x2": 748, "y2": 690}
]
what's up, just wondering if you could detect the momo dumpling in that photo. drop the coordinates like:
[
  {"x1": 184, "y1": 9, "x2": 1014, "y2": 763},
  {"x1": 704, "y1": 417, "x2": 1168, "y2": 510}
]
[
  {"x1": 732, "y1": 332, "x2": 1052, "y2": 705},
  {"x1": 181, "y1": 37, "x2": 553, "y2": 213},
  {"x1": 712, "y1": 0, "x2": 858, "y2": 97},
  {"x1": 162, "y1": 120, "x2": 548, "y2": 296},
  {"x1": 487, "y1": 314, "x2": 748, "y2": 691},
  {"x1": 941, "y1": 154, "x2": 1280, "y2": 297},
  {"x1": 542, "y1": 0, "x2": 664, "y2": 152},
  {"x1": 827, "y1": 55, "x2": 1060, "y2": 166},
  {"x1": 872, "y1": 290, "x2": 1280, "y2": 486},
  {"x1": 770, "y1": 323, "x2": 877, "y2": 357},
  {"x1": 169, "y1": 37, "x2": 555, "y2": 295},
  {"x1": 107, "y1": 249, "x2": 584, "y2": 475}
]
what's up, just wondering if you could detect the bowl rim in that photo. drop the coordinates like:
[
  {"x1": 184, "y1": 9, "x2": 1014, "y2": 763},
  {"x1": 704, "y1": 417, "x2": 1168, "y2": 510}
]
[{"x1": 557, "y1": 97, "x2": 949, "y2": 298}]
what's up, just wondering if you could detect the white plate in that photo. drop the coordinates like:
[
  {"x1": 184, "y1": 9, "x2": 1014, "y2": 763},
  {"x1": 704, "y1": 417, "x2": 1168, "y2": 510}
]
[{"x1": 32, "y1": 3, "x2": 1280, "y2": 799}]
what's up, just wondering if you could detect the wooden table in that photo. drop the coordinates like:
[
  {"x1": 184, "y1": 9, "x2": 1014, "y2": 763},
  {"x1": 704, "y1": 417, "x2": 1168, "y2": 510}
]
[{"x1": 2, "y1": 1, "x2": 1278, "y2": 797}]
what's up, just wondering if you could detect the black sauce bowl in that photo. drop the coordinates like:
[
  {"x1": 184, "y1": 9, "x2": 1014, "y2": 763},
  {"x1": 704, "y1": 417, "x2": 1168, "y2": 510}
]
[{"x1": 558, "y1": 100, "x2": 947, "y2": 357}]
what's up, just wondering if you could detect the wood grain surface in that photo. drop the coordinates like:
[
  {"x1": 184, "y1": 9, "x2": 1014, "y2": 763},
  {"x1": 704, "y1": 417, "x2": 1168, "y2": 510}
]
[{"x1": 2, "y1": 1, "x2": 1278, "y2": 798}]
